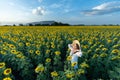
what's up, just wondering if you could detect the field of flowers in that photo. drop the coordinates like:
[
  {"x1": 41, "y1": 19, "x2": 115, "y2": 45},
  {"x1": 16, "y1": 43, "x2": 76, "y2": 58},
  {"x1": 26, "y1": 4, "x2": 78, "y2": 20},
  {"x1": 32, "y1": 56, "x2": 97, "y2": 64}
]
[{"x1": 0, "y1": 26, "x2": 120, "y2": 80}]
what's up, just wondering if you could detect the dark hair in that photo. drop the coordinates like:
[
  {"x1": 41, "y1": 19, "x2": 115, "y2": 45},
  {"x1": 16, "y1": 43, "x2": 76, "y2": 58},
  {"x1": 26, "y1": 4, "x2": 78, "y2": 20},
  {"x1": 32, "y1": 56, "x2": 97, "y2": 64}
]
[{"x1": 76, "y1": 44, "x2": 80, "y2": 49}]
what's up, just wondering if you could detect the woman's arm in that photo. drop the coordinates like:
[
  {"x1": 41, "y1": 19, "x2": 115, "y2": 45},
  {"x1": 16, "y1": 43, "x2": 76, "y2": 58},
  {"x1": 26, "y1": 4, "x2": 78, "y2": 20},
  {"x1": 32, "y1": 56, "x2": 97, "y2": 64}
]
[
  {"x1": 68, "y1": 44, "x2": 73, "y2": 50},
  {"x1": 68, "y1": 44, "x2": 73, "y2": 56}
]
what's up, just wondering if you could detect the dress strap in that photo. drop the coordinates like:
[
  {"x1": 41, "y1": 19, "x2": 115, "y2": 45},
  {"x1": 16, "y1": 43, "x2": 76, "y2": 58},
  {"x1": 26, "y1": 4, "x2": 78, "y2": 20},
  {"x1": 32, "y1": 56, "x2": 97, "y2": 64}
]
[{"x1": 74, "y1": 51, "x2": 79, "y2": 54}]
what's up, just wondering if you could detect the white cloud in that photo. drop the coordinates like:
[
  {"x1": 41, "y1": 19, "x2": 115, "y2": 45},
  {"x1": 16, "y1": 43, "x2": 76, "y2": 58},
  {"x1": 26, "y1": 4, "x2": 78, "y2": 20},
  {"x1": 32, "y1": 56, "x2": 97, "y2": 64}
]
[
  {"x1": 63, "y1": 8, "x2": 73, "y2": 13},
  {"x1": 82, "y1": 1, "x2": 120, "y2": 15},
  {"x1": 50, "y1": 3, "x2": 62, "y2": 8},
  {"x1": 64, "y1": 9, "x2": 70, "y2": 13},
  {"x1": 32, "y1": 7, "x2": 45, "y2": 15}
]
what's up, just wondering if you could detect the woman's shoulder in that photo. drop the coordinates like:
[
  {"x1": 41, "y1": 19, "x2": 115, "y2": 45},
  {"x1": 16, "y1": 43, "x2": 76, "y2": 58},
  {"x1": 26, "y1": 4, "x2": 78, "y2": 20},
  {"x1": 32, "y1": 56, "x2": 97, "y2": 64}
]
[{"x1": 75, "y1": 50, "x2": 82, "y2": 57}]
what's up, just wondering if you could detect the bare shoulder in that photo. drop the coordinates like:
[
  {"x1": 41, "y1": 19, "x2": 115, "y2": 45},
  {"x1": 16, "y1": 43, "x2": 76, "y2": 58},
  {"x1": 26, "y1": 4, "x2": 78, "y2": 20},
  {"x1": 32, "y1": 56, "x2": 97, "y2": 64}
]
[{"x1": 76, "y1": 51, "x2": 82, "y2": 57}]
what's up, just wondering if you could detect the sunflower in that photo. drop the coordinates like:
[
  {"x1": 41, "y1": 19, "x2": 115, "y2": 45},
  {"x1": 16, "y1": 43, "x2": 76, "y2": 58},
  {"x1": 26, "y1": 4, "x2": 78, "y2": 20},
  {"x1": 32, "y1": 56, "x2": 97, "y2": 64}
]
[
  {"x1": 0, "y1": 51, "x2": 6, "y2": 55},
  {"x1": 10, "y1": 50, "x2": 17, "y2": 54},
  {"x1": 71, "y1": 62, "x2": 77, "y2": 67},
  {"x1": 99, "y1": 45, "x2": 104, "y2": 48},
  {"x1": 46, "y1": 50, "x2": 50, "y2": 54},
  {"x1": 51, "y1": 44, "x2": 55, "y2": 48},
  {"x1": 107, "y1": 40, "x2": 112, "y2": 43},
  {"x1": 111, "y1": 56, "x2": 120, "y2": 61},
  {"x1": 111, "y1": 49, "x2": 119, "y2": 54},
  {"x1": 113, "y1": 38, "x2": 118, "y2": 41},
  {"x1": 66, "y1": 56, "x2": 72, "y2": 61},
  {"x1": 102, "y1": 48, "x2": 108, "y2": 51},
  {"x1": 3, "y1": 68, "x2": 12, "y2": 75},
  {"x1": 80, "y1": 62, "x2": 89, "y2": 68},
  {"x1": 112, "y1": 45, "x2": 119, "y2": 49},
  {"x1": 9, "y1": 44, "x2": 16, "y2": 49},
  {"x1": 83, "y1": 45, "x2": 88, "y2": 49},
  {"x1": 35, "y1": 50, "x2": 40, "y2": 55},
  {"x1": 51, "y1": 71, "x2": 58, "y2": 77},
  {"x1": 92, "y1": 54, "x2": 99, "y2": 59},
  {"x1": 66, "y1": 74, "x2": 74, "y2": 78},
  {"x1": 87, "y1": 50, "x2": 92, "y2": 54},
  {"x1": 36, "y1": 44, "x2": 40, "y2": 49},
  {"x1": 95, "y1": 48, "x2": 100, "y2": 52},
  {"x1": 16, "y1": 54, "x2": 24, "y2": 59},
  {"x1": 100, "y1": 53, "x2": 107, "y2": 58},
  {"x1": 77, "y1": 69, "x2": 85, "y2": 75},
  {"x1": 65, "y1": 70, "x2": 75, "y2": 78},
  {"x1": 3, "y1": 47, "x2": 8, "y2": 51},
  {"x1": 0, "y1": 62, "x2": 5, "y2": 68},
  {"x1": 16, "y1": 51, "x2": 22, "y2": 55},
  {"x1": 55, "y1": 51, "x2": 61, "y2": 55},
  {"x1": 35, "y1": 67, "x2": 44, "y2": 73},
  {"x1": 3, "y1": 77, "x2": 12, "y2": 80},
  {"x1": 29, "y1": 50, "x2": 34, "y2": 54},
  {"x1": 26, "y1": 42, "x2": 31, "y2": 46},
  {"x1": 35, "y1": 64, "x2": 44, "y2": 73},
  {"x1": 18, "y1": 42, "x2": 24, "y2": 47},
  {"x1": 46, "y1": 58, "x2": 51, "y2": 63}
]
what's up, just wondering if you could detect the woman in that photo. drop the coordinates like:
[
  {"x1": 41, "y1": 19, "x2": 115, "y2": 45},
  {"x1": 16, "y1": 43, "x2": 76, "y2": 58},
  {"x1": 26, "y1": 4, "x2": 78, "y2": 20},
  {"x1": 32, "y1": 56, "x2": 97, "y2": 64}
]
[{"x1": 68, "y1": 40, "x2": 82, "y2": 69}]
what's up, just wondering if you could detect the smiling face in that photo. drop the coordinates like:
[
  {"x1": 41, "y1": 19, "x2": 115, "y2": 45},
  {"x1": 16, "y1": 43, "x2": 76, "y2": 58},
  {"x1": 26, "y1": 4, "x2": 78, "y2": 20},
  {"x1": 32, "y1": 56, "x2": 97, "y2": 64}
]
[
  {"x1": 72, "y1": 40, "x2": 80, "y2": 50},
  {"x1": 72, "y1": 43, "x2": 77, "y2": 49}
]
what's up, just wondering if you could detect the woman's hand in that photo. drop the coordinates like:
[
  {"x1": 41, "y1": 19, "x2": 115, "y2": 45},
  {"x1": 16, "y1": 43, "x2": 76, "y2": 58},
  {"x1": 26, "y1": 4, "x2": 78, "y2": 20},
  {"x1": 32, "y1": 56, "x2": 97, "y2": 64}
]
[{"x1": 68, "y1": 44, "x2": 73, "y2": 50}]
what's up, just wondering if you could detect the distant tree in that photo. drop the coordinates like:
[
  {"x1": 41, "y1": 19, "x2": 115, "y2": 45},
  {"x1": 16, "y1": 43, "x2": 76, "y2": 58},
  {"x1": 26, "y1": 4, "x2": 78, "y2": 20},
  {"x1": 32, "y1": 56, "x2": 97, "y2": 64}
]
[
  {"x1": 58, "y1": 22, "x2": 63, "y2": 26},
  {"x1": 4, "y1": 25, "x2": 9, "y2": 26},
  {"x1": 51, "y1": 22, "x2": 59, "y2": 26},
  {"x1": 109, "y1": 24, "x2": 114, "y2": 26},
  {"x1": 29, "y1": 24, "x2": 33, "y2": 26},
  {"x1": 13, "y1": 24, "x2": 16, "y2": 26},
  {"x1": 64, "y1": 23, "x2": 70, "y2": 26},
  {"x1": 75, "y1": 24, "x2": 85, "y2": 26},
  {"x1": 19, "y1": 24, "x2": 24, "y2": 26},
  {"x1": 35, "y1": 24, "x2": 42, "y2": 26},
  {"x1": 42, "y1": 24, "x2": 50, "y2": 26},
  {"x1": 91, "y1": 24, "x2": 99, "y2": 26},
  {"x1": 51, "y1": 22, "x2": 70, "y2": 26},
  {"x1": 102, "y1": 24, "x2": 107, "y2": 26},
  {"x1": 27, "y1": 21, "x2": 70, "y2": 26},
  {"x1": 116, "y1": 24, "x2": 119, "y2": 26}
]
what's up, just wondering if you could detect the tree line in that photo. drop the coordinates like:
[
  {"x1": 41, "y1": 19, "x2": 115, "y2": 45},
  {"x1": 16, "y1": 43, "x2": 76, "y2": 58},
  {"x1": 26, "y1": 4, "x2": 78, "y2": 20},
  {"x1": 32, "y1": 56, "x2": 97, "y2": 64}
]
[{"x1": 2, "y1": 23, "x2": 120, "y2": 26}]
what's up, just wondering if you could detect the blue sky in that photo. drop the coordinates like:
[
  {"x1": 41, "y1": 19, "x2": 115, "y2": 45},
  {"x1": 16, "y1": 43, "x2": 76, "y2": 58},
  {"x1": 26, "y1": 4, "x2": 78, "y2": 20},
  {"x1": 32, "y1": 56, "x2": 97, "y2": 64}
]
[{"x1": 0, "y1": 0, "x2": 120, "y2": 25}]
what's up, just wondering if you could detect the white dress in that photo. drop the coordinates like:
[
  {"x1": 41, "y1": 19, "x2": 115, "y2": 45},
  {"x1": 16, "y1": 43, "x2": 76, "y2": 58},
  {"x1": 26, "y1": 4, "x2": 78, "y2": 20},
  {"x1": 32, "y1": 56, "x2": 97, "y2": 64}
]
[{"x1": 68, "y1": 44, "x2": 82, "y2": 69}]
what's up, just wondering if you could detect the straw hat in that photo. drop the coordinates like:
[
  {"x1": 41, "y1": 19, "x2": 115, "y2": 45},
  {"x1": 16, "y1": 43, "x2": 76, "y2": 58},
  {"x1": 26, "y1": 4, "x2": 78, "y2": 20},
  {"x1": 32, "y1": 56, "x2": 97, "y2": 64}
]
[{"x1": 72, "y1": 40, "x2": 80, "y2": 48}]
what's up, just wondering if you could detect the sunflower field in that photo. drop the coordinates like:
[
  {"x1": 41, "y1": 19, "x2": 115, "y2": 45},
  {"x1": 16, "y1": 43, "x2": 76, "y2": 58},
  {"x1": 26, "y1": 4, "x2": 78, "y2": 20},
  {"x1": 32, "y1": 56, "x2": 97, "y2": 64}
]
[{"x1": 0, "y1": 26, "x2": 120, "y2": 80}]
